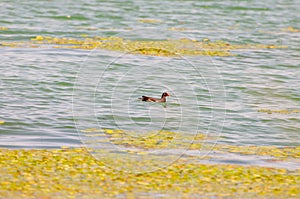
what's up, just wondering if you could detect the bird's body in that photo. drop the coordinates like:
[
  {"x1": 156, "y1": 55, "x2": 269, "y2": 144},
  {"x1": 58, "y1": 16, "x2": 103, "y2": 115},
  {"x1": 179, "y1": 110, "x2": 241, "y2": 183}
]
[{"x1": 139, "y1": 92, "x2": 170, "y2": 102}]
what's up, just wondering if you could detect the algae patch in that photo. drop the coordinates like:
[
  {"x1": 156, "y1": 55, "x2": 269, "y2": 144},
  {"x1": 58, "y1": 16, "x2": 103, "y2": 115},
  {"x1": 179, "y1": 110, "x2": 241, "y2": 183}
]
[
  {"x1": 258, "y1": 109, "x2": 300, "y2": 114},
  {"x1": 1, "y1": 35, "x2": 286, "y2": 57},
  {"x1": 282, "y1": 26, "x2": 300, "y2": 33},
  {"x1": 0, "y1": 148, "x2": 299, "y2": 198},
  {"x1": 80, "y1": 129, "x2": 300, "y2": 160},
  {"x1": 0, "y1": 27, "x2": 8, "y2": 31}
]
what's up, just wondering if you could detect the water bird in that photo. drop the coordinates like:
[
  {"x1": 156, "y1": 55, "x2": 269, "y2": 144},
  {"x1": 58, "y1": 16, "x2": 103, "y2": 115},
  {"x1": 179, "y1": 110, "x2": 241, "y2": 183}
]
[{"x1": 139, "y1": 92, "x2": 170, "y2": 102}]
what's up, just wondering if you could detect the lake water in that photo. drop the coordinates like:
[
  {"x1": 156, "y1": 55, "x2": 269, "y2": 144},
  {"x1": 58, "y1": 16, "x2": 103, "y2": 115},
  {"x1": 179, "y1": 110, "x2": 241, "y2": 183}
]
[{"x1": 0, "y1": 0, "x2": 299, "y2": 169}]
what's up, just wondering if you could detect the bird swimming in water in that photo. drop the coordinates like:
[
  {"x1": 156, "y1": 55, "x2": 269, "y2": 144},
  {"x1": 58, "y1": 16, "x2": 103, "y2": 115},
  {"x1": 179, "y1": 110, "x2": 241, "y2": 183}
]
[{"x1": 139, "y1": 92, "x2": 170, "y2": 102}]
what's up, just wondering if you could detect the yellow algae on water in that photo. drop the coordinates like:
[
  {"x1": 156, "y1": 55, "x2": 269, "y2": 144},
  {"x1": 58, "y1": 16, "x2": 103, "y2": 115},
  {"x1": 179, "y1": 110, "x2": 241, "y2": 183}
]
[
  {"x1": 97, "y1": 129, "x2": 208, "y2": 150},
  {"x1": 80, "y1": 128, "x2": 102, "y2": 133},
  {"x1": 0, "y1": 27, "x2": 8, "y2": 30},
  {"x1": 81, "y1": 129, "x2": 300, "y2": 160},
  {"x1": 0, "y1": 148, "x2": 299, "y2": 198},
  {"x1": 258, "y1": 109, "x2": 300, "y2": 114},
  {"x1": 168, "y1": 27, "x2": 188, "y2": 31},
  {"x1": 1, "y1": 35, "x2": 287, "y2": 57},
  {"x1": 282, "y1": 26, "x2": 300, "y2": 33},
  {"x1": 80, "y1": 34, "x2": 89, "y2": 37},
  {"x1": 214, "y1": 144, "x2": 300, "y2": 160},
  {"x1": 31, "y1": 35, "x2": 44, "y2": 41},
  {"x1": 138, "y1": 19, "x2": 162, "y2": 23}
]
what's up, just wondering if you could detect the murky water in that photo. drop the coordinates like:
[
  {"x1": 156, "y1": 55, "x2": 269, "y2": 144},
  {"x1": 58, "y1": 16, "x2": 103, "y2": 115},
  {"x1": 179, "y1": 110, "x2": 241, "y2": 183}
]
[{"x1": 0, "y1": 0, "x2": 299, "y2": 169}]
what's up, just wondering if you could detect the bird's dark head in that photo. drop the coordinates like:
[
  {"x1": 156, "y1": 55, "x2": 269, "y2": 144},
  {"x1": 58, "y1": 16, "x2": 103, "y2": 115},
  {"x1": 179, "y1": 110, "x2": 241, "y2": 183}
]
[{"x1": 162, "y1": 92, "x2": 170, "y2": 97}]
